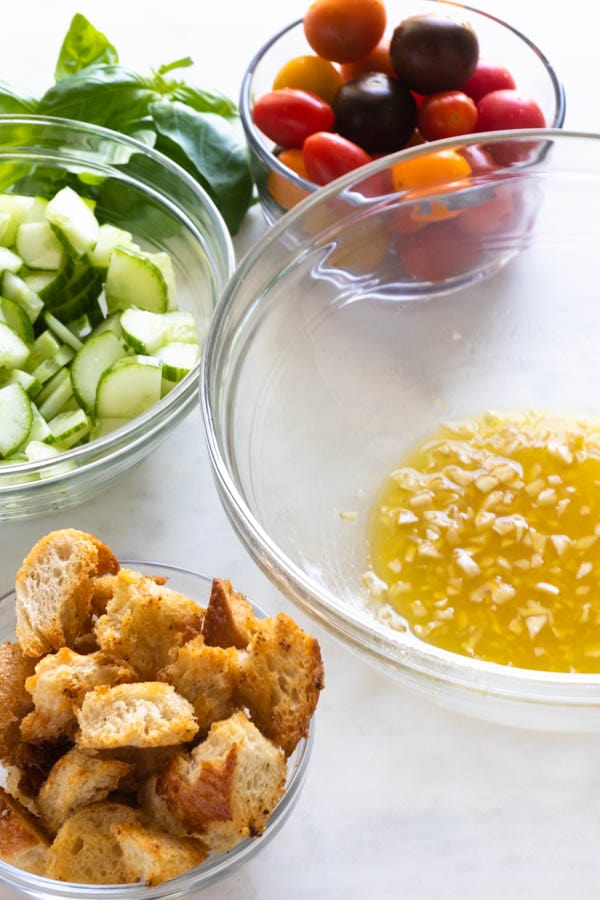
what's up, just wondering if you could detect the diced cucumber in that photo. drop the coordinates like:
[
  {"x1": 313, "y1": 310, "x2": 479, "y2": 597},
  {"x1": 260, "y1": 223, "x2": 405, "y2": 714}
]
[
  {"x1": 37, "y1": 368, "x2": 74, "y2": 421},
  {"x1": 162, "y1": 311, "x2": 198, "y2": 344},
  {"x1": 24, "y1": 330, "x2": 61, "y2": 373},
  {"x1": 48, "y1": 277, "x2": 104, "y2": 325},
  {"x1": 88, "y1": 224, "x2": 138, "y2": 269},
  {"x1": 24, "y1": 197, "x2": 49, "y2": 223},
  {"x1": 90, "y1": 417, "x2": 128, "y2": 439},
  {"x1": 43, "y1": 311, "x2": 83, "y2": 352},
  {"x1": 0, "y1": 368, "x2": 42, "y2": 399},
  {"x1": 144, "y1": 250, "x2": 176, "y2": 308},
  {"x1": 46, "y1": 408, "x2": 91, "y2": 449},
  {"x1": 0, "y1": 246, "x2": 23, "y2": 274},
  {"x1": 70, "y1": 330, "x2": 126, "y2": 414},
  {"x1": 46, "y1": 186, "x2": 100, "y2": 259},
  {"x1": 21, "y1": 270, "x2": 61, "y2": 298},
  {"x1": 155, "y1": 342, "x2": 200, "y2": 381},
  {"x1": 28, "y1": 405, "x2": 52, "y2": 443},
  {"x1": 66, "y1": 312, "x2": 95, "y2": 341},
  {"x1": 90, "y1": 312, "x2": 123, "y2": 340},
  {"x1": 30, "y1": 344, "x2": 75, "y2": 386},
  {"x1": 25, "y1": 440, "x2": 59, "y2": 462},
  {"x1": 2, "y1": 271, "x2": 44, "y2": 323},
  {"x1": 0, "y1": 212, "x2": 11, "y2": 245},
  {"x1": 0, "y1": 298, "x2": 34, "y2": 345},
  {"x1": 120, "y1": 308, "x2": 170, "y2": 354},
  {"x1": 96, "y1": 355, "x2": 162, "y2": 419},
  {"x1": 0, "y1": 382, "x2": 32, "y2": 456},
  {"x1": 0, "y1": 195, "x2": 35, "y2": 246},
  {"x1": 35, "y1": 366, "x2": 70, "y2": 406},
  {"x1": 16, "y1": 221, "x2": 65, "y2": 270},
  {"x1": 0, "y1": 322, "x2": 30, "y2": 369},
  {"x1": 105, "y1": 247, "x2": 168, "y2": 314}
]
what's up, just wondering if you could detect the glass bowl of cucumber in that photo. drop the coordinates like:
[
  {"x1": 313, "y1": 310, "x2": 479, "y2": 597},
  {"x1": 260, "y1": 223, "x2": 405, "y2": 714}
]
[{"x1": 0, "y1": 115, "x2": 234, "y2": 520}]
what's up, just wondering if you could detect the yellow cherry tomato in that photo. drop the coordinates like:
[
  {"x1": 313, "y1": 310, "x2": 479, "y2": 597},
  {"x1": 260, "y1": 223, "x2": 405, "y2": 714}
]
[
  {"x1": 267, "y1": 148, "x2": 311, "y2": 211},
  {"x1": 391, "y1": 148, "x2": 472, "y2": 193},
  {"x1": 273, "y1": 54, "x2": 343, "y2": 104}
]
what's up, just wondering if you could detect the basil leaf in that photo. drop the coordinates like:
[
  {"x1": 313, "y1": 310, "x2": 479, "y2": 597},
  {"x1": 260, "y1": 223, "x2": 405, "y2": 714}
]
[
  {"x1": 38, "y1": 65, "x2": 159, "y2": 133},
  {"x1": 150, "y1": 100, "x2": 253, "y2": 235},
  {"x1": 55, "y1": 13, "x2": 119, "y2": 81},
  {"x1": 0, "y1": 82, "x2": 38, "y2": 114},
  {"x1": 167, "y1": 84, "x2": 239, "y2": 119}
]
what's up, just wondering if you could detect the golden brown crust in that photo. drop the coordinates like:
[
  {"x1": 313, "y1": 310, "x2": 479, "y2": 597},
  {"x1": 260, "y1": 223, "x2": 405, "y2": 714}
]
[
  {"x1": 112, "y1": 822, "x2": 209, "y2": 886},
  {"x1": 0, "y1": 787, "x2": 49, "y2": 876},
  {"x1": 202, "y1": 578, "x2": 257, "y2": 649},
  {"x1": 0, "y1": 642, "x2": 36, "y2": 765}
]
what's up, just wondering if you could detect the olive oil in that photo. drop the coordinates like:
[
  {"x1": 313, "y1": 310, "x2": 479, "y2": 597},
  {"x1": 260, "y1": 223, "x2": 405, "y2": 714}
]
[{"x1": 366, "y1": 412, "x2": 600, "y2": 672}]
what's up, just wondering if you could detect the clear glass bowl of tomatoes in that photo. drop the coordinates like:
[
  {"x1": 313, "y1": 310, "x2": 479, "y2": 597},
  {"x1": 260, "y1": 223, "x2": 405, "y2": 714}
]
[{"x1": 240, "y1": 0, "x2": 565, "y2": 223}]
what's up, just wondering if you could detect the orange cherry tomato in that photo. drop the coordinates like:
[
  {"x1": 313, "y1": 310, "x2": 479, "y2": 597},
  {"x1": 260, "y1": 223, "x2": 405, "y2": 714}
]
[
  {"x1": 304, "y1": 0, "x2": 387, "y2": 63},
  {"x1": 340, "y1": 39, "x2": 396, "y2": 81},
  {"x1": 391, "y1": 148, "x2": 472, "y2": 195},
  {"x1": 418, "y1": 90, "x2": 478, "y2": 141},
  {"x1": 273, "y1": 55, "x2": 343, "y2": 104},
  {"x1": 268, "y1": 149, "x2": 311, "y2": 211}
]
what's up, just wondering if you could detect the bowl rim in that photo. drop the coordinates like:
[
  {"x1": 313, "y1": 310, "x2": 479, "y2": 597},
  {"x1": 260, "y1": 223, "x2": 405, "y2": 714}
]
[
  {"x1": 202, "y1": 128, "x2": 600, "y2": 708},
  {"x1": 0, "y1": 560, "x2": 314, "y2": 897},
  {"x1": 239, "y1": 0, "x2": 567, "y2": 197},
  {"x1": 0, "y1": 114, "x2": 235, "y2": 494}
]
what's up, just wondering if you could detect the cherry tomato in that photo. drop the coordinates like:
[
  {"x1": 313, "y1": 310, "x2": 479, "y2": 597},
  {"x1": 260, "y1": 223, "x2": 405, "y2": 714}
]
[
  {"x1": 476, "y1": 90, "x2": 546, "y2": 131},
  {"x1": 268, "y1": 149, "x2": 311, "y2": 210},
  {"x1": 418, "y1": 90, "x2": 478, "y2": 141},
  {"x1": 396, "y1": 218, "x2": 481, "y2": 282},
  {"x1": 304, "y1": 0, "x2": 387, "y2": 63},
  {"x1": 455, "y1": 182, "x2": 514, "y2": 236},
  {"x1": 340, "y1": 39, "x2": 396, "y2": 81},
  {"x1": 303, "y1": 131, "x2": 372, "y2": 185},
  {"x1": 390, "y1": 14, "x2": 479, "y2": 94},
  {"x1": 460, "y1": 60, "x2": 516, "y2": 102},
  {"x1": 391, "y1": 148, "x2": 472, "y2": 193},
  {"x1": 458, "y1": 143, "x2": 497, "y2": 175},
  {"x1": 333, "y1": 73, "x2": 417, "y2": 154},
  {"x1": 252, "y1": 89, "x2": 335, "y2": 148},
  {"x1": 273, "y1": 55, "x2": 343, "y2": 105}
]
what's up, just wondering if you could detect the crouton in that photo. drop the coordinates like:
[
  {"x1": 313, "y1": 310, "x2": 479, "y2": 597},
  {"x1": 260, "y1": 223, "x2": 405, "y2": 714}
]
[
  {"x1": 139, "y1": 775, "x2": 188, "y2": 836},
  {"x1": 0, "y1": 787, "x2": 49, "y2": 876},
  {"x1": 15, "y1": 529, "x2": 119, "y2": 657},
  {"x1": 0, "y1": 642, "x2": 36, "y2": 765},
  {"x1": 202, "y1": 578, "x2": 257, "y2": 649},
  {"x1": 46, "y1": 802, "x2": 141, "y2": 884},
  {"x1": 237, "y1": 613, "x2": 324, "y2": 757},
  {"x1": 159, "y1": 636, "x2": 239, "y2": 734},
  {"x1": 4, "y1": 766, "x2": 40, "y2": 817},
  {"x1": 89, "y1": 573, "x2": 118, "y2": 618},
  {"x1": 112, "y1": 822, "x2": 208, "y2": 886},
  {"x1": 157, "y1": 711, "x2": 286, "y2": 852},
  {"x1": 21, "y1": 648, "x2": 136, "y2": 743},
  {"x1": 76, "y1": 682, "x2": 198, "y2": 749},
  {"x1": 38, "y1": 747, "x2": 135, "y2": 836},
  {"x1": 94, "y1": 569, "x2": 204, "y2": 679}
]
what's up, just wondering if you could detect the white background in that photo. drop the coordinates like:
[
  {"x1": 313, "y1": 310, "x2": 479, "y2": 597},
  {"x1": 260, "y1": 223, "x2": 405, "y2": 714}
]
[{"x1": 2, "y1": 1, "x2": 600, "y2": 898}]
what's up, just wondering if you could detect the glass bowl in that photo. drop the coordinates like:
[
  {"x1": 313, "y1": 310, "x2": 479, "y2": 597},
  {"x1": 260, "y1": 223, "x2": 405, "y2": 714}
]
[
  {"x1": 240, "y1": 0, "x2": 566, "y2": 223},
  {"x1": 0, "y1": 116, "x2": 235, "y2": 521},
  {"x1": 0, "y1": 562, "x2": 313, "y2": 899},
  {"x1": 202, "y1": 129, "x2": 600, "y2": 731}
]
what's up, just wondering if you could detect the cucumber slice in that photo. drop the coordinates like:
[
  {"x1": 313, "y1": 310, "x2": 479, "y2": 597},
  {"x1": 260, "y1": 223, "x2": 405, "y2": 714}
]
[
  {"x1": 28, "y1": 406, "x2": 52, "y2": 443},
  {"x1": 90, "y1": 312, "x2": 123, "y2": 340},
  {"x1": 0, "y1": 368, "x2": 42, "y2": 399},
  {"x1": 35, "y1": 367, "x2": 70, "y2": 406},
  {"x1": 24, "y1": 330, "x2": 61, "y2": 373},
  {"x1": 155, "y1": 342, "x2": 200, "y2": 381},
  {"x1": 0, "y1": 212, "x2": 11, "y2": 245},
  {"x1": 48, "y1": 277, "x2": 104, "y2": 325},
  {"x1": 105, "y1": 247, "x2": 168, "y2": 314},
  {"x1": 87, "y1": 224, "x2": 138, "y2": 269},
  {"x1": 163, "y1": 311, "x2": 198, "y2": 344},
  {"x1": 144, "y1": 250, "x2": 176, "y2": 308},
  {"x1": 0, "y1": 246, "x2": 24, "y2": 274},
  {"x1": 90, "y1": 417, "x2": 128, "y2": 439},
  {"x1": 43, "y1": 311, "x2": 83, "y2": 352},
  {"x1": 2, "y1": 271, "x2": 44, "y2": 323},
  {"x1": 96, "y1": 355, "x2": 162, "y2": 419},
  {"x1": 0, "y1": 195, "x2": 35, "y2": 246},
  {"x1": 46, "y1": 186, "x2": 100, "y2": 259},
  {"x1": 24, "y1": 197, "x2": 49, "y2": 223},
  {"x1": 66, "y1": 312, "x2": 95, "y2": 342},
  {"x1": 30, "y1": 344, "x2": 75, "y2": 386},
  {"x1": 70, "y1": 331, "x2": 126, "y2": 414},
  {"x1": 0, "y1": 322, "x2": 30, "y2": 370},
  {"x1": 0, "y1": 382, "x2": 32, "y2": 456},
  {"x1": 0, "y1": 298, "x2": 34, "y2": 345},
  {"x1": 46, "y1": 408, "x2": 91, "y2": 449},
  {"x1": 25, "y1": 440, "x2": 59, "y2": 461},
  {"x1": 120, "y1": 308, "x2": 170, "y2": 354},
  {"x1": 16, "y1": 221, "x2": 65, "y2": 271}
]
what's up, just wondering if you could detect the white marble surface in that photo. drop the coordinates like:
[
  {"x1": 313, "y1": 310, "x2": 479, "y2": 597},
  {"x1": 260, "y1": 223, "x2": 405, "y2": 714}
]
[{"x1": 1, "y1": 1, "x2": 600, "y2": 898}]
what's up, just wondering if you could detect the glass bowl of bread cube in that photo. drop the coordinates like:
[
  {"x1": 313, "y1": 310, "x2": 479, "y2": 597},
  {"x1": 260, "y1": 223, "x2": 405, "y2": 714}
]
[
  {"x1": 0, "y1": 530, "x2": 322, "y2": 897},
  {"x1": 0, "y1": 116, "x2": 234, "y2": 521}
]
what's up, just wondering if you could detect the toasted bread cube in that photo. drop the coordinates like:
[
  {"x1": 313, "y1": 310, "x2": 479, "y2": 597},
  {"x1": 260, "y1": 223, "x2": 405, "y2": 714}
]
[
  {"x1": 0, "y1": 642, "x2": 35, "y2": 765},
  {"x1": 77, "y1": 682, "x2": 198, "y2": 749},
  {"x1": 0, "y1": 787, "x2": 49, "y2": 876},
  {"x1": 237, "y1": 613, "x2": 324, "y2": 757},
  {"x1": 46, "y1": 802, "x2": 141, "y2": 884},
  {"x1": 157, "y1": 711, "x2": 286, "y2": 851},
  {"x1": 202, "y1": 578, "x2": 257, "y2": 649},
  {"x1": 94, "y1": 569, "x2": 204, "y2": 679},
  {"x1": 15, "y1": 529, "x2": 119, "y2": 656},
  {"x1": 159, "y1": 636, "x2": 239, "y2": 734},
  {"x1": 21, "y1": 648, "x2": 136, "y2": 743},
  {"x1": 38, "y1": 747, "x2": 135, "y2": 835},
  {"x1": 112, "y1": 822, "x2": 208, "y2": 886}
]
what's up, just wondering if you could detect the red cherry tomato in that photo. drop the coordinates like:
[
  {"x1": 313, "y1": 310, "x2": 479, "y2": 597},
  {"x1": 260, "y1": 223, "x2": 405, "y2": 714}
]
[
  {"x1": 417, "y1": 90, "x2": 478, "y2": 141},
  {"x1": 476, "y1": 89, "x2": 546, "y2": 131},
  {"x1": 396, "y1": 218, "x2": 480, "y2": 282},
  {"x1": 304, "y1": 0, "x2": 387, "y2": 63},
  {"x1": 458, "y1": 143, "x2": 497, "y2": 175},
  {"x1": 303, "y1": 131, "x2": 372, "y2": 185},
  {"x1": 252, "y1": 89, "x2": 334, "y2": 148},
  {"x1": 460, "y1": 61, "x2": 516, "y2": 102}
]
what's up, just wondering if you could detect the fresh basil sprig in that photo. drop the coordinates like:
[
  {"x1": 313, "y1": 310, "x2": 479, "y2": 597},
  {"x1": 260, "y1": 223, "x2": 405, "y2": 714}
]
[{"x1": 4, "y1": 14, "x2": 253, "y2": 234}]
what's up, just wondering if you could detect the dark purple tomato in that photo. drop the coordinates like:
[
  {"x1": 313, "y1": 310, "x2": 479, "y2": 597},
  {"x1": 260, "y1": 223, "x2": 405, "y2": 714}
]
[
  {"x1": 332, "y1": 72, "x2": 417, "y2": 154},
  {"x1": 390, "y1": 14, "x2": 479, "y2": 95}
]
